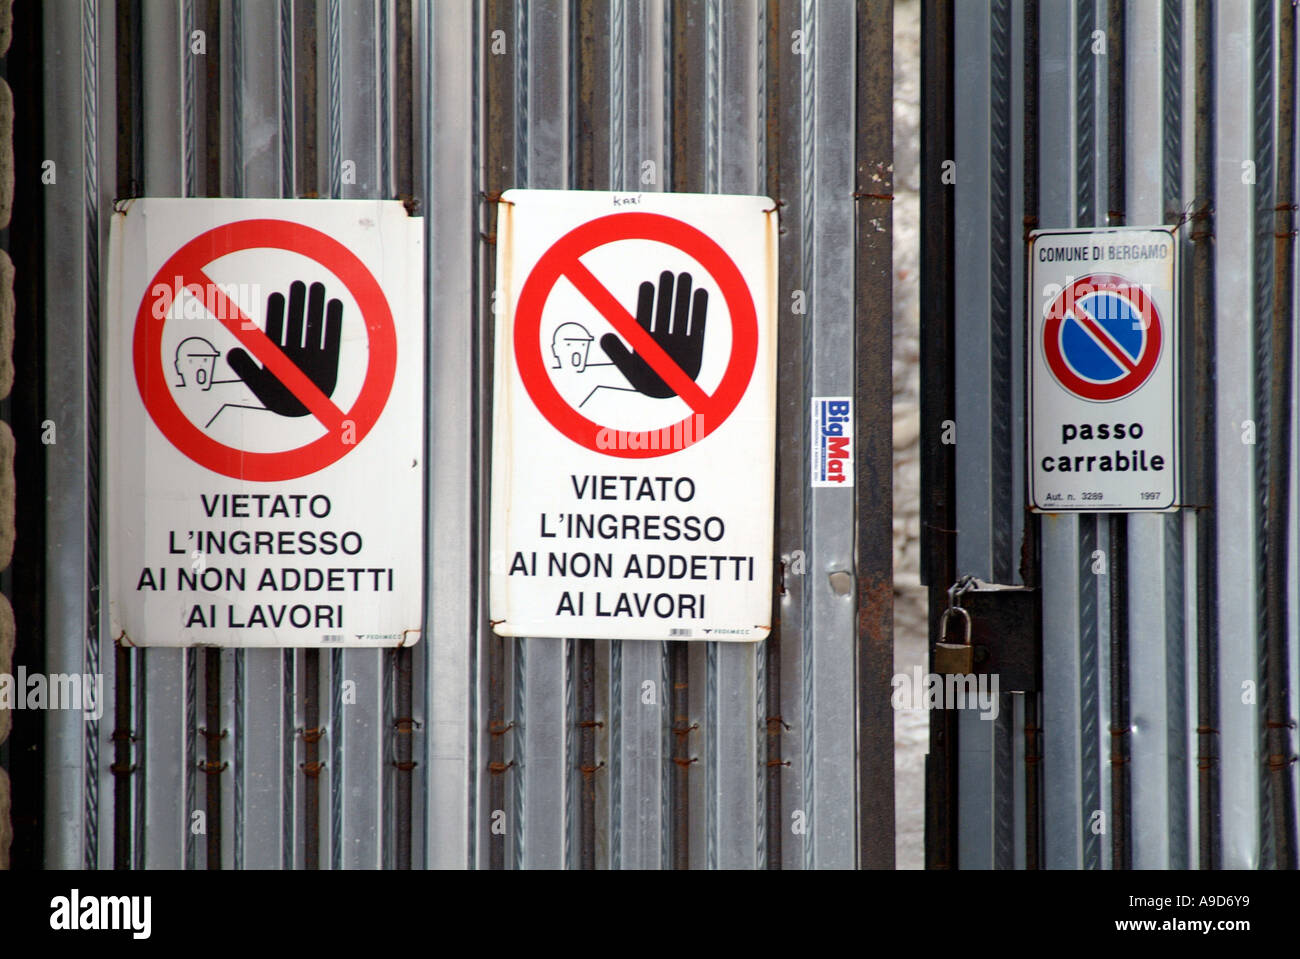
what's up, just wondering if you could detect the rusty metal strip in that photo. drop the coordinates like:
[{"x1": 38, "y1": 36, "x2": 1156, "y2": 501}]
[
  {"x1": 394, "y1": 647, "x2": 413, "y2": 868},
  {"x1": 203, "y1": 0, "x2": 220, "y2": 197},
  {"x1": 394, "y1": 0, "x2": 415, "y2": 204},
  {"x1": 482, "y1": 0, "x2": 515, "y2": 871},
  {"x1": 289, "y1": 0, "x2": 321, "y2": 871},
  {"x1": 1264, "y1": 0, "x2": 1298, "y2": 870},
  {"x1": 1021, "y1": 0, "x2": 1043, "y2": 872},
  {"x1": 571, "y1": 0, "x2": 611, "y2": 871},
  {"x1": 762, "y1": 0, "x2": 787, "y2": 870},
  {"x1": 670, "y1": 643, "x2": 692, "y2": 869},
  {"x1": 203, "y1": 647, "x2": 223, "y2": 869},
  {"x1": 920, "y1": 0, "x2": 958, "y2": 870},
  {"x1": 302, "y1": 652, "x2": 321, "y2": 869},
  {"x1": 666, "y1": 0, "x2": 705, "y2": 869},
  {"x1": 294, "y1": 0, "x2": 317, "y2": 195},
  {"x1": 111, "y1": 0, "x2": 144, "y2": 871},
  {"x1": 112, "y1": 645, "x2": 135, "y2": 869},
  {"x1": 854, "y1": 0, "x2": 895, "y2": 870},
  {"x1": 390, "y1": 0, "x2": 418, "y2": 871}
]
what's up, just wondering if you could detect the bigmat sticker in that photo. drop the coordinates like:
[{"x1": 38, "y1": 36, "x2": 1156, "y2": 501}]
[
  {"x1": 1029, "y1": 226, "x2": 1180, "y2": 512},
  {"x1": 107, "y1": 199, "x2": 424, "y2": 646},
  {"x1": 490, "y1": 191, "x2": 778, "y2": 641}
]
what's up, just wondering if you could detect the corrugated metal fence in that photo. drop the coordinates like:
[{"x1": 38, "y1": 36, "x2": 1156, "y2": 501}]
[
  {"x1": 923, "y1": 0, "x2": 1299, "y2": 869},
  {"x1": 40, "y1": 0, "x2": 894, "y2": 869}
]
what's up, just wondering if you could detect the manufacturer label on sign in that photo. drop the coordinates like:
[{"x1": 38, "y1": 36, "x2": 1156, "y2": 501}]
[
  {"x1": 107, "y1": 199, "x2": 424, "y2": 646},
  {"x1": 1028, "y1": 226, "x2": 1180, "y2": 512},
  {"x1": 489, "y1": 190, "x2": 777, "y2": 641}
]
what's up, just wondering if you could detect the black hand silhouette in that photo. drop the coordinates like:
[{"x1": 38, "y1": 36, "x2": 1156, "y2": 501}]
[
  {"x1": 228, "y1": 280, "x2": 343, "y2": 418},
  {"x1": 600, "y1": 271, "x2": 708, "y2": 399}
]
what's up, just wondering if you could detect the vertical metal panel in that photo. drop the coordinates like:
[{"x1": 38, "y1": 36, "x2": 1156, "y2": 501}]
[
  {"x1": 952, "y1": 0, "x2": 995, "y2": 869},
  {"x1": 1011, "y1": 694, "x2": 1026, "y2": 868},
  {"x1": 229, "y1": 0, "x2": 288, "y2": 873},
  {"x1": 1037, "y1": 0, "x2": 1088, "y2": 870},
  {"x1": 1093, "y1": 517, "x2": 1111, "y2": 871},
  {"x1": 240, "y1": 650, "x2": 289, "y2": 868},
  {"x1": 708, "y1": 0, "x2": 761, "y2": 871},
  {"x1": 90, "y1": 0, "x2": 120, "y2": 872},
  {"x1": 951, "y1": 0, "x2": 1028, "y2": 871},
  {"x1": 1125, "y1": 0, "x2": 1186, "y2": 870},
  {"x1": 135, "y1": 0, "x2": 191, "y2": 870},
  {"x1": 231, "y1": 0, "x2": 280, "y2": 197},
  {"x1": 1184, "y1": 509, "x2": 1201, "y2": 867},
  {"x1": 1082, "y1": 0, "x2": 1111, "y2": 874},
  {"x1": 1041, "y1": 513, "x2": 1084, "y2": 867},
  {"x1": 337, "y1": 649, "x2": 384, "y2": 867},
  {"x1": 328, "y1": 0, "x2": 386, "y2": 871},
  {"x1": 1212, "y1": 0, "x2": 1262, "y2": 869},
  {"x1": 801, "y1": 0, "x2": 858, "y2": 869},
  {"x1": 772, "y1": 0, "x2": 807, "y2": 872},
  {"x1": 515, "y1": 0, "x2": 570, "y2": 869},
  {"x1": 422, "y1": 0, "x2": 477, "y2": 870},
  {"x1": 42, "y1": 0, "x2": 92, "y2": 872},
  {"x1": 953, "y1": 1, "x2": 992, "y2": 580},
  {"x1": 1007, "y1": 0, "x2": 1027, "y2": 582},
  {"x1": 1249, "y1": 0, "x2": 1277, "y2": 869},
  {"x1": 606, "y1": 0, "x2": 670, "y2": 869}
]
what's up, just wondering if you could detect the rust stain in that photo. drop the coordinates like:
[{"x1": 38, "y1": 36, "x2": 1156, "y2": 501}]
[{"x1": 855, "y1": 570, "x2": 894, "y2": 658}]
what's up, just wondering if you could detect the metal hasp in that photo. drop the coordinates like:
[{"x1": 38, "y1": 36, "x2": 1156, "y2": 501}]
[{"x1": 959, "y1": 581, "x2": 1041, "y2": 694}]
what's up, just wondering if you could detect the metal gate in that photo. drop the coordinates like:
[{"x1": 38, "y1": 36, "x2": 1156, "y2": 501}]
[
  {"x1": 922, "y1": 0, "x2": 1299, "y2": 868},
  {"x1": 35, "y1": 0, "x2": 895, "y2": 869}
]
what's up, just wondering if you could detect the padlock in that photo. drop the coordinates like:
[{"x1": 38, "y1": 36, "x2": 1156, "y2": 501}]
[{"x1": 934, "y1": 606, "x2": 973, "y2": 675}]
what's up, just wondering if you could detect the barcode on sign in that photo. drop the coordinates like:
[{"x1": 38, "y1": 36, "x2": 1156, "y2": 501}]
[{"x1": 668, "y1": 628, "x2": 693, "y2": 638}]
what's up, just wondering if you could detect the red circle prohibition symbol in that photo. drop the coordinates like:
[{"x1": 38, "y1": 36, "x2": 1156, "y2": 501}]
[
  {"x1": 514, "y1": 212, "x2": 758, "y2": 458},
  {"x1": 134, "y1": 219, "x2": 397, "y2": 481},
  {"x1": 1042, "y1": 273, "x2": 1162, "y2": 402}
]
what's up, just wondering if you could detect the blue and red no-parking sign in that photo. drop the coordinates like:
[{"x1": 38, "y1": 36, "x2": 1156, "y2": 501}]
[
  {"x1": 1029, "y1": 227, "x2": 1180, "y2": 514},
  {"x1": 1042, "y1": 273, "x2": 1162, "y2": 402}
]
